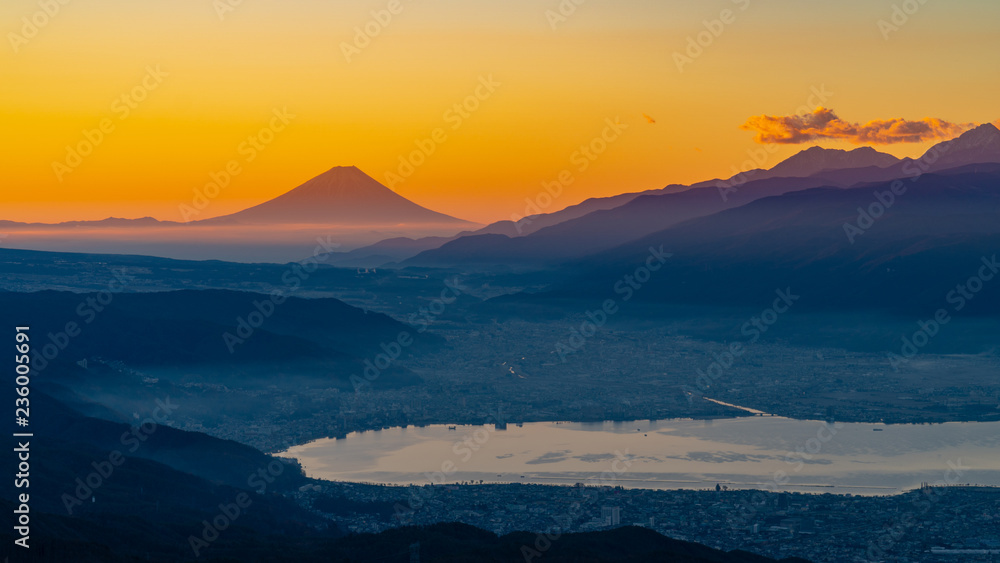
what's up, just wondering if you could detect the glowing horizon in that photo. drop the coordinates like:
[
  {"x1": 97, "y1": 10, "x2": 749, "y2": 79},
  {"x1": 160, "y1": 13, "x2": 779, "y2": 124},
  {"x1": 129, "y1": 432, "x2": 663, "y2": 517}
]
[{"x1": 2, "y1": 0, "x2": 998, "y2": 225}]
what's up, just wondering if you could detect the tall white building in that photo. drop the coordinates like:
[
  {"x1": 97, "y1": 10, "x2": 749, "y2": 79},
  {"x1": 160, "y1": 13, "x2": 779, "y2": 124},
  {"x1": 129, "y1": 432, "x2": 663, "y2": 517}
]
[{"x1": 601, "y1": 506, "x2": 621, "y2": 526}]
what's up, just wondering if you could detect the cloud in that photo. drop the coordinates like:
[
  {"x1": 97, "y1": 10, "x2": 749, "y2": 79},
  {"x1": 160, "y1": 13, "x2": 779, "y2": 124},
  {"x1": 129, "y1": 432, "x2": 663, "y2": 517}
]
[{"x1": 741, "y1": 107, "x2": 974, "y2": 145}]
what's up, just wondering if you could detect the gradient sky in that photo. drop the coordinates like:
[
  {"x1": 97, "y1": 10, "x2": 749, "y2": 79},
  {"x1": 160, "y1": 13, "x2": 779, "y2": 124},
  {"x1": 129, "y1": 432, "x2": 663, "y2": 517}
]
[{"x1": 2, "y1": 0, "x2": 998, "y2": 224}]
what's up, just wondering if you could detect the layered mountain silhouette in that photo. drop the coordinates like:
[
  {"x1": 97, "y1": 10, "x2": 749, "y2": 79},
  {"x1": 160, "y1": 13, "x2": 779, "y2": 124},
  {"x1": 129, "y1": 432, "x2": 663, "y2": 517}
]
[
  {"x1": 316, "y1": 183, "x2": 699, "y2": 267},
  {"x1": 399, "y1": 124, "x2": 1000, "y2": 269},
  {"x1": 545, "y1": 164, "x2": 1000, "y2": 315},
  {"x1": 398, "y1": 174, "x2": 831, "y2": 269}
]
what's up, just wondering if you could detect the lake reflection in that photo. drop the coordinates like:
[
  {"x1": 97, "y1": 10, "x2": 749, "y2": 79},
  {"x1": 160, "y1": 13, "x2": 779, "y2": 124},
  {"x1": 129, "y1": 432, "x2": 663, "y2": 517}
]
[{"x1": 280, "y1": 417, "x2": 1000, "y2": 495}]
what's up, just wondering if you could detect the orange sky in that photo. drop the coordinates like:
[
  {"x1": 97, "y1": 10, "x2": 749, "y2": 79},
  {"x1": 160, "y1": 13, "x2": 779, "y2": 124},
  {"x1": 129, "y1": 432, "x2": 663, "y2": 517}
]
[{"x1": 1, "y1": 0, "x2": 998, "y2": 225}]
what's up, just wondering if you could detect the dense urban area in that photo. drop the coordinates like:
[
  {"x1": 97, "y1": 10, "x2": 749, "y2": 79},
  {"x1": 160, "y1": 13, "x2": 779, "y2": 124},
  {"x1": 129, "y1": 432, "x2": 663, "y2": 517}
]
[
  {"x1": 292, "y1": 480, "x2": 1000, "y2": 563},
  {"x1": 176, "y1": 321, "x2": 1000, "y2": 453}
]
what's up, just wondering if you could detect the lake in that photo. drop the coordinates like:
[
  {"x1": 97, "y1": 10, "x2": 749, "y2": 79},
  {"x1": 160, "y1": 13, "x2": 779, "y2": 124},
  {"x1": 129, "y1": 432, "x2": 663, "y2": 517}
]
[{"x1": 280, "y1": 415, "x2": 1000, "y2": 495}]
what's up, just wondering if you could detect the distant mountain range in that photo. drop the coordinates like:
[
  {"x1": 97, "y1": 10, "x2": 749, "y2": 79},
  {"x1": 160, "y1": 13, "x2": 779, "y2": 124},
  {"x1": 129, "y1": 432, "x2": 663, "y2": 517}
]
[
  {"x1": 464, "y1": 161, "x2": 1000, "y2": 357},
  {"x1": 395, "y1": 123, "x2": 1000, "y2": 269},
  {"x1": 774, "y1": 145, "x2": 901, "y2": 175},
  {"x1": 1, "y1": 123, "x2": 997, "y2": 265},
  {"x1": 728, "y1": 145, "x2": 901, "y2": 185},
  {"x1": 554, "y1": 163, "x2": 1000, "y2": 310}
]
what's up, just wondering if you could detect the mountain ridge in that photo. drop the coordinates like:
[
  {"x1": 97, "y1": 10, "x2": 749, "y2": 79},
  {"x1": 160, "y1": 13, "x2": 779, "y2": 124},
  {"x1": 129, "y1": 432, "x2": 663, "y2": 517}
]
[{"x1": 398, "y1": 124, "x2": 1000, "y2": 269}]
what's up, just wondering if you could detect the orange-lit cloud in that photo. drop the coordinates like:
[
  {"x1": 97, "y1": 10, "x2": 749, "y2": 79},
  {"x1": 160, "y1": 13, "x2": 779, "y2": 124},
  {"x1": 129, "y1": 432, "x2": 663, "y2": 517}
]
[{"x1": 741, "y1": 107, "x2": 974, "y2": 145}]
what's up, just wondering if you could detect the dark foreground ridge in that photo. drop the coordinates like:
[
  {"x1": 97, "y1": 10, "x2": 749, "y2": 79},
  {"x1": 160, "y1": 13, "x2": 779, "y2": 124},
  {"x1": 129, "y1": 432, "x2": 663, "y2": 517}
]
[{"x1": 0, "y1": 512, "x2": 808, "y2": 563}]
